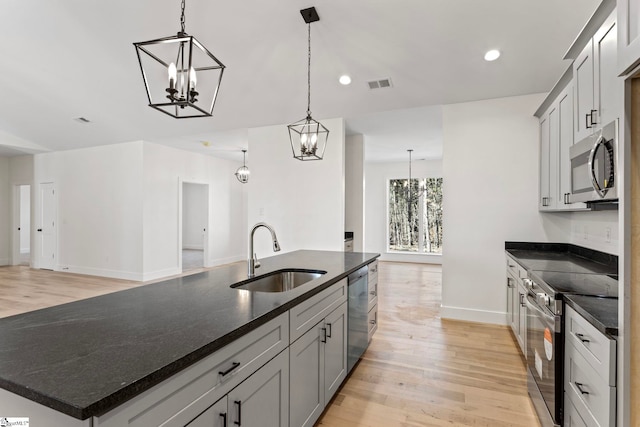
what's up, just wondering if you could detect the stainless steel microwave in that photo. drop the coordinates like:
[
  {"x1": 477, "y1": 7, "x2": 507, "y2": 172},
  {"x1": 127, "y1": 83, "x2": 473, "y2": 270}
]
[{"x1": 569, "y1": 119, "x2": 618, "y2": 204}]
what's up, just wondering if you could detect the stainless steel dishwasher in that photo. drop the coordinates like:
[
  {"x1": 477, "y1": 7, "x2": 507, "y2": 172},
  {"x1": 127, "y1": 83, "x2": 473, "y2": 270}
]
[{"x1": 347, "y1": 265, "x2": 368, "y2": 373}]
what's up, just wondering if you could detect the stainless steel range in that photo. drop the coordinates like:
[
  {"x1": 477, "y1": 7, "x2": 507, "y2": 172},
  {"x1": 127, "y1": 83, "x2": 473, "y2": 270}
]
[{"x1": 523, "y1": 270, "x2": 618, "y2": 427}]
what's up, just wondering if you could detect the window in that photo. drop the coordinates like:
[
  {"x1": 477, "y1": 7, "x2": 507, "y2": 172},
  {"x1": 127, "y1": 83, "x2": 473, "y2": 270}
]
[{"x1": 388, "y1": 178, "x2": 443, "y2": 254}]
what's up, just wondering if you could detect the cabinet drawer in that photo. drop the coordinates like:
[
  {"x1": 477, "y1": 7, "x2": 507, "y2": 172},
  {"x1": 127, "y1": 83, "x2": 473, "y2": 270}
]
[
  {"x1": 367, "y1": 304, "x2": 378, "y2": 342},
  {"x1": 506, "y1": 255, "x2": 526, "y2": 279},
  {"x1": 344, "y1": 240, "x2": 353, "y2": 252},
  {"x1": 95, "y1": 312, "x2": 289, "y2": 427},
  {"x1": 368, "y1": 275, "x2": 378, "y2": 311},
  {"x1": 290, "y1": 279, "x2": 348, "y2": 343},
  {"x1": 563, "y1": 392, "x2": 588, "y2": 427},
  {"x1": 565, "y1": 341, "x2": 616, "y2": 427},
  {"x1": 368, "y1": 260, "x2": 379, "y2": 276},
  {"x1": 566, "y1": 306, "x2": 616, "y2": 385}
]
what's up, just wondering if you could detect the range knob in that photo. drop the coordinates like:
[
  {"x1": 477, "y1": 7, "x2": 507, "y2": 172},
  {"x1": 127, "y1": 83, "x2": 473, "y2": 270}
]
[
  {"x1": 536, "y1": 293, "x2": 551, "y2": 307},
  {"x1": 523, "y1": 278, "x2": 534, "y2": 290}
]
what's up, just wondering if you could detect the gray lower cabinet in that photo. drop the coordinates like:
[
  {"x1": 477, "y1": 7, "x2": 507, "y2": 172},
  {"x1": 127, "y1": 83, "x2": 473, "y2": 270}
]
[
  {"x1": 186, "y1": 396, "x2": 227, "y2": 427},
  {"x1": 506, "y1": 255, "x2": 526, "y2": 355},
  {"x1": 186, "y1": 349, "x2": 289, "y2": 427},
  {"x1": 290, "y1": 301, "x2": 347, "y2": 427},
  {"x1": 564, "y1": 305, "x2": 616, "y2": 427}
]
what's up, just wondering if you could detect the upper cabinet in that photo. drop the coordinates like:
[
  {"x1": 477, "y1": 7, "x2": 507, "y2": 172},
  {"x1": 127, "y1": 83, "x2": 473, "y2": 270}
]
[
  {"x1": 574, "y1": 11, "x2": 619, "y2": 141},
  {"x1": 539, "y1": 80, "x2": 588, "y2": 211},
  {"x1": 618, "y1": 0, "x2": 640, "y2": 75}
]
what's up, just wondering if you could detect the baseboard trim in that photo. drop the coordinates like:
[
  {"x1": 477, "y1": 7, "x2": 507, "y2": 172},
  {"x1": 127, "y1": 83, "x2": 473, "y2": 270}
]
[
  {"x1": 440, "y1": 305, "x2": 507, "y2": 325},
  {"x1": 142, "y1": 267, "x2": 182, "y2": 282},
  {"x1": 182, "y1": 245, "x2": 204, "y2": 251},
  {"x1": 207, "y1": 254, "x2": 244, "y2": 268},
  {"x1": 55, "y1": 265, "x2": 144, "y2": 281}
]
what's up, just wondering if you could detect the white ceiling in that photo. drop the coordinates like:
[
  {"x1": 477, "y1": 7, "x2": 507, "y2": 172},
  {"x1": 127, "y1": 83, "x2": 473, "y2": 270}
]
[{"x1": 0, "y1": 0, "x2": 601, "y2": 162}]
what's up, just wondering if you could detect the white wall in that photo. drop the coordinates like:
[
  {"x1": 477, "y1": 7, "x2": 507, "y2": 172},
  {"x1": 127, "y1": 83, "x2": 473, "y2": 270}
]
[
  {"x1": 0, "y1": 157, "x2": 9, "y2": 265},
  {"x1": 34, "y1": 142, "x2": 145, "y2": 278},
  {"x1": 345, "y1": 134, "x2": 365, "y2": 251},
  {"x1": 441, "y1": 93, "x2": 571, "y2": 324},
  {"x1": 365, "y1": 159, "x2": 443, "y2": 264},
  {"x1": 142, "y1": 142, "x2": 245, "y2": 280},
  {"x1": 248, "y1": 118, "x2": 345, "y2": 258},
  {"x1": 182, "y1": 183, "x2": 208, "y2": 250}
]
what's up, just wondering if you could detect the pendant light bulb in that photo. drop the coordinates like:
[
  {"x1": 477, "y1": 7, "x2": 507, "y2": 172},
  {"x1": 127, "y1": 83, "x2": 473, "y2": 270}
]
[
  {"x1": 189, "y1": 66, "x2": 197, "y2": 90},
  {"x1": 311, "y1": 133, "x2": 318, "y2": 144},
  {"x1": 168, "y1": 62, "x2": 177, "y2": 88}
]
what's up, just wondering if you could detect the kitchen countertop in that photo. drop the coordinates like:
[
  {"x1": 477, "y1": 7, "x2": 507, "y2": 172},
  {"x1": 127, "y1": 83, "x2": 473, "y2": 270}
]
[
  {"x1": 564, "y1": 295, "x2": 619, "y2": 337},
  {"x1": 0, "y1": 250, "x2": 379, "y2": 420},
  {"x1": 505, "y1": 242, "x2": 617, "y2": 275}
]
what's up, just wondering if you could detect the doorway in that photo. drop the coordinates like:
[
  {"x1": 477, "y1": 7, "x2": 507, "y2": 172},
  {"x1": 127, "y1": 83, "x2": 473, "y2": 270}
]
[
  {"x1": 181, "y1": 182, "x2": 209, "y2": 273},
  {"x1": 13, "y1": 184, "x2": 31, "y2": 266}
]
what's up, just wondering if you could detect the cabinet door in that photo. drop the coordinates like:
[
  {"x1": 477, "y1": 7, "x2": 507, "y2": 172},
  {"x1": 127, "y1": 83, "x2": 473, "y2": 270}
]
[
  {"x1": 574, "y1": 40, "x2": 595, "y2": 141},
  {"x1": 228, "y1": 350, "x2": 289, "y2": 427},
  {"x1": 594, "y1": 11, "x2": 619, "y2": 127},
  {"x1": 548, "y1": 105, "x2": 559, "y2": 209},
  {"x1": 539, "y1": 114, "x2": 551, "y2": 210},
  {"x1": 517, "y1": 286, "x2": 527, "y2": 356},
  {"x1": 290, "y1": 324, "x2": 324, "y2": 427},
  {"x1": 324, "y1": 302, "x2": 347, "y2": 403},
  {"x1": 185, "y1": 396, "x2": 227, "y2": 427},
  {"x1": 617, "y1": 0, "x2": 640, "y2": 75},
  {"x1": 506, "y1": 275, "x2": 517, "y2": 334}
]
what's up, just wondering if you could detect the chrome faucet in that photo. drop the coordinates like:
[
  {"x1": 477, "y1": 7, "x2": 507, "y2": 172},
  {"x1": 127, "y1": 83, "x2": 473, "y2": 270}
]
[{"x1": 248, "y1": 222, "x2": 281, "y2": 277}]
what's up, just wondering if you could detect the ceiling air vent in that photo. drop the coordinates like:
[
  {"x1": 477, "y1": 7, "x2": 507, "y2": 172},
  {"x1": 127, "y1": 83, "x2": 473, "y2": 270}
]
[
  {"x1": 74, "y1": 117, "x2": 91, "y2": 124},
  {"x1": 367, "y1": 78, "x2": 393, "y2": 90}
]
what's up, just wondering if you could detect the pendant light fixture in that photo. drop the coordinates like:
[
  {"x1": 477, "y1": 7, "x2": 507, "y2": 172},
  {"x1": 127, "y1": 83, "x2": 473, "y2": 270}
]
[
  {"x1": 287, "y1": 7, "x2": 329, "y2": 161},
  {"x1": 235, "y1": 149, "x2": 250, "y2": 183},
  {"x1": 133, "y1": 0, "x2": 225, "y2": 119}
]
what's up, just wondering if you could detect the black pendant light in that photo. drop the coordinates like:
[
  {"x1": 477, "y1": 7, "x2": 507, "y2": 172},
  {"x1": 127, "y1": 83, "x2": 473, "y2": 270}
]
[
  {"x1": 287, "y1": 7, "x2": 329, "y2": 161},
  {"x1": 235, "y1": 149, "x2": 250, "y2": 183},
  {"x1": 133, "y1": 0, "x2": 225, "y2": 119}
]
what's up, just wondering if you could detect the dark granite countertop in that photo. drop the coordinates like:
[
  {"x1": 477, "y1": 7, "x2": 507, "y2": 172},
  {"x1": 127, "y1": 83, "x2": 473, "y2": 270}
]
[
  {"x1": 0, "y1": 250, "x2": 379, "y2": 420},
  {"x1": 505, "y1": 242, "x2": 618, "y2": 274},
  {"x1": 564, "y1": 295, "x2": 619, "y2": 337}
]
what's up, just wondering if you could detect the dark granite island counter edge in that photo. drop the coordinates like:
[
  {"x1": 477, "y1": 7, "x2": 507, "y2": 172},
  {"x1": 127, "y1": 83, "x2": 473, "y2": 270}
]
[{"x1": 0, "y1": 250, "x2": 380, "y2": 420}]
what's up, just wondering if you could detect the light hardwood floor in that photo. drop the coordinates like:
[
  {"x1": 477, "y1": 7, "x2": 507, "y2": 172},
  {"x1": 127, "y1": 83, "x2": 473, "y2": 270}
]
[{"x1": 0, "y1": 261, "x2": 539, "y2": 426}]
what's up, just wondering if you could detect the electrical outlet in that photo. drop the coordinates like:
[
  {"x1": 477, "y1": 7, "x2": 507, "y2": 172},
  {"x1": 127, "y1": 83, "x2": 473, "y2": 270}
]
[{"x1": 605, "y1": 226, "x2": 611, "y2": 243}]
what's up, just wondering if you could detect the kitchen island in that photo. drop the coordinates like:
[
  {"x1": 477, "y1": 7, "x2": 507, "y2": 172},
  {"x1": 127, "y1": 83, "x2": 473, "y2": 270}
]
[{"x1": 0, "y1": 250, "x2": 379, "y2": 425}]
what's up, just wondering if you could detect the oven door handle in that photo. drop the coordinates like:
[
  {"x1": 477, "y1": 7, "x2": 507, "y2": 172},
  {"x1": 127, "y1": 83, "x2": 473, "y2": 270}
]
[{"x1": 525, "y1": 294, "x2": 556, "y2": 326}]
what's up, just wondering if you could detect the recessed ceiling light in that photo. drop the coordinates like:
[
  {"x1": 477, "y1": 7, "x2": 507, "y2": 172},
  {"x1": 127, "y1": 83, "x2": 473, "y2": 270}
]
[
  {"x1": 339, "y1": 75, "x2": 352, "y2": 85},
  {"x1": 484, "y1": 49, "x2": 500, "y2": 61}
]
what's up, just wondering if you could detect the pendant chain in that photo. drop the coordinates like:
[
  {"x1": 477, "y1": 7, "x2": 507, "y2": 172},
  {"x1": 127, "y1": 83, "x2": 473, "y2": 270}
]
[
  {"x1": 180, "y1": 0, "x2": 186, "y2": 33},
  {"x1": 306, "y1": 23, "x2": 312, "y2": 117}
]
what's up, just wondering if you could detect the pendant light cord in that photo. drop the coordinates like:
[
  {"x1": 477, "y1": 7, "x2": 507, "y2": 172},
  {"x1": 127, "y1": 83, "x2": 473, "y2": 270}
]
[
  {"x1": 306, "y1": 23, "x2": 312, "y2": 118},
  {"x1": 180, "y1": 0, "x2": 186, "y2": 33}
]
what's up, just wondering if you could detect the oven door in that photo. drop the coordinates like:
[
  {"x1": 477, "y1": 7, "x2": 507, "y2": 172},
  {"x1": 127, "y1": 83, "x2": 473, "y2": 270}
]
[{"x1": 526, "y1": 294, "x2": 562, "y2": 426}]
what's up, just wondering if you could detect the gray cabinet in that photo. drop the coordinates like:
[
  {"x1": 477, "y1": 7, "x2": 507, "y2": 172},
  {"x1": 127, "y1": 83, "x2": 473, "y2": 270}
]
[
  {"x1": 618, "y1": 0, "x2": 640, "y2": 75},
  {"x1": 186, "y1": 397, "x2": 227, "y2": 427},
  {"x1": 564, "y1": 306, "x2": 616, "y2": 427},
  {"x1": 574, "y1": 10, "x2": 619, "y2": 141},
  {"x1": 228, "y1": 350, "x2": 289, "y2": 427},
  {"x1": 188, "y1": 350, "x2": 289, "y2": 427},
  {"x1": 538, "y1": 82, "x2": 588, "y2": 211},
  {"x1": 290, "y1": 301, "x2": 347, "y2": 427},
  {"x1": 506, "y1": 255, "x2": 526, "y2": 355}
]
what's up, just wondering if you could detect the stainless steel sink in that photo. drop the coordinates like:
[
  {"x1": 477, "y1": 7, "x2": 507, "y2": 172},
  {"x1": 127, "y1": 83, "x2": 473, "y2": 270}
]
[{"x1": 231, "y1": 269, "x2": 326, "y2": 292}]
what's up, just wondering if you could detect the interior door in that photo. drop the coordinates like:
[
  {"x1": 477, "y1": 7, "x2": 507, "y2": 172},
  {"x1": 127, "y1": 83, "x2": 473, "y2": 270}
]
[{"x1": 39, "y1": 183, "x2": 56, "y2": 270}]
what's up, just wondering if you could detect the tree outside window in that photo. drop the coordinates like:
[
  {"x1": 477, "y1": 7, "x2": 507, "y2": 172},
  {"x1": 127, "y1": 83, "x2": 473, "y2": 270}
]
[{"x1": 388, "y1": 178, "x2": 443, "y2": 254}]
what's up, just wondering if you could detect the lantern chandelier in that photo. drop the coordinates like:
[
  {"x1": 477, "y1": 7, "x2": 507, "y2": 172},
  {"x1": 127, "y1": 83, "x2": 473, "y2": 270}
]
[
  {"x1": 235, "y1": 149, "x2": 250, "y2": 183},
  {"x1": 287, "y1": 7, "x2": 329, "y2": 161},
  {"x1": 133, "y1": 0, "x2": 225, "y2": 119}
]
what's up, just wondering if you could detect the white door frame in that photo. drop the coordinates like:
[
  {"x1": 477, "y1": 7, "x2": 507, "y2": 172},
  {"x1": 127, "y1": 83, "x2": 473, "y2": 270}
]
[
  {"x1": 11, "y1": 183, "x2": 31, "y2": 266},
  {"x1": 178, "y1": 179, "x2": 211, "y2": 270}
]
